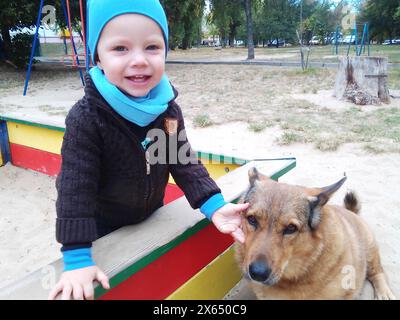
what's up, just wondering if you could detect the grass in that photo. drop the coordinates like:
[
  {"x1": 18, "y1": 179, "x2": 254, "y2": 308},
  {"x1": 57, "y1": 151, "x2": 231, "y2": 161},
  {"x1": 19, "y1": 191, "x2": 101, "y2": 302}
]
[
  {"x1": 166, "y1": 45, "x2": 400, "y2": 64},
  {"x1": 389, "y1": 68, "x2": 400, "y2": 90},
  {"x1": 193, "y1": 114, "x2": 213, "y2": 128},
  {"x1": 274, "y1": 104, "x2": 400, "y2": 152},
  {"x1": 248, "y1": 120, "x2": 273, "y2": 133}
]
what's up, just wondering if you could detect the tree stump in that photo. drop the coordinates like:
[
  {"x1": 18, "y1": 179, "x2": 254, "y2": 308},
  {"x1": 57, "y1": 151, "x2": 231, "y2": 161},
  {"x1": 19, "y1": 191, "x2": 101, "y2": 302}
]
[{"x1": 334, "y1": 56, "x2": 390, "y2": 105}]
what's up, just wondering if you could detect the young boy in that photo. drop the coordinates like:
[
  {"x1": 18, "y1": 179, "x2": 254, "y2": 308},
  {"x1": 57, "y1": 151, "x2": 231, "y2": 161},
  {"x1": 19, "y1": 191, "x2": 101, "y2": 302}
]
[{"x1": 48, "y1": 0, "x2": 249, "y2": 300}]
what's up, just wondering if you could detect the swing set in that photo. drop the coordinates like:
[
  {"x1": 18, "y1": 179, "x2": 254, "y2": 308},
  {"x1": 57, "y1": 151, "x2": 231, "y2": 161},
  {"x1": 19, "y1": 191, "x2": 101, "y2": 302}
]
[
  {"x1": 23, "y1": 0, "x2": 91, "y2": 96},
  {"x1": 332, "y1": 22, "x2": 370, "y2": 57}
]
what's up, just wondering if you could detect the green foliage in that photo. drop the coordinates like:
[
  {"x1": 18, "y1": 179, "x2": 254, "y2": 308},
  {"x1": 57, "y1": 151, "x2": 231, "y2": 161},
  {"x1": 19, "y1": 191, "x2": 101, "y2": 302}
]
[
  {"x1": 208, "y1": 0, "x2": 342, "y2": 48},
  {"x1": 358, "y1": 0, "x2": 400, "y2": 42},
  {"x1": 209, "y1": 0, "x2": 244, "y2": 46},
  {"x1": 9, "y1": 33, "x2": 36, "y2": 69},
  {"x1": 161, "y1": 0, "x2": 205, "y2": 50},
  {"x1": 0, "y1": 0, "x2": 40, "y2": 58}
]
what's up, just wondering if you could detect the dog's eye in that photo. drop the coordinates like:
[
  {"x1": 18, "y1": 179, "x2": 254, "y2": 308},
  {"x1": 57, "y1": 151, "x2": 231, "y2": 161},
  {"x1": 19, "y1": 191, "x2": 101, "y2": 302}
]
[
  {"x1": 247, "y1": 215, "x2": 258, "y2": 228},
  {"x1": 283, "y1": 224, "x2": 298, "y2": 235}
]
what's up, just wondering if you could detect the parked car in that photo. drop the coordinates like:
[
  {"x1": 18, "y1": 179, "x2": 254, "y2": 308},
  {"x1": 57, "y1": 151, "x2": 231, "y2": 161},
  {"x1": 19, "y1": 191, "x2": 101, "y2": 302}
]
[
  {"x1": 331, "y1": 37, "x2": 343, "y2": 44},
  {"x1": 341, "y1": 35, "x2": 355, "y2": 44},
  {"x1": 309, "y1": 36, "x2": 320, "y2": 45},
  {"x1": 267, "y1": 39, "x2": 285, "y2": 47},
  {"x1": 383, "y1": 39, "x2": 400, "y2": 45},
  {"x1": 235, "y1": 40, "x2": 244, "y2": 46}
]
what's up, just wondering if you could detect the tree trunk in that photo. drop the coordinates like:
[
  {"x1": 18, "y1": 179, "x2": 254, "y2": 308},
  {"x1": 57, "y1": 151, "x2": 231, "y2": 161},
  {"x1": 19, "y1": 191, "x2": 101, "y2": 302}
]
[
  {"x1": 229, "y1": 33, "x2": 235, "y2": 47},
  {"x1": 334, "y1": 56, "x2": 390, "y2": 105},
  {"x1": 243, "y1": 0, "x2": 255, "y2": 60},
  {"x1": 0, "y1": 25, "x2": 12, "y2": 59}
]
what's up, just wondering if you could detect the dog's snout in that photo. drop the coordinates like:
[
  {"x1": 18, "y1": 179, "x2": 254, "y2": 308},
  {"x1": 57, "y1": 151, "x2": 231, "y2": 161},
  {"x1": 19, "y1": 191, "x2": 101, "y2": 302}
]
[{"x1": 249, "y1": 260, "x2": 272, "y2": 282}]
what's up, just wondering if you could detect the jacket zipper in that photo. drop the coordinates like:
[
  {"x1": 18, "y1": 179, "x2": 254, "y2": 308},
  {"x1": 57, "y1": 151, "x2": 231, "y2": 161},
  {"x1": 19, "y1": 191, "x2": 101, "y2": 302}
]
[{"x1": 99, "y1": 108, "x2": 165, "y2": 215}]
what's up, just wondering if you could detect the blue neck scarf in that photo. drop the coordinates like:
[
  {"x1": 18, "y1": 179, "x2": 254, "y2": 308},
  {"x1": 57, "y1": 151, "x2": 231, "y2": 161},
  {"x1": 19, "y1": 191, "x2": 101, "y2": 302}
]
[{"x1": 90, "y1": 66, "x2": 175, "y2": 127}]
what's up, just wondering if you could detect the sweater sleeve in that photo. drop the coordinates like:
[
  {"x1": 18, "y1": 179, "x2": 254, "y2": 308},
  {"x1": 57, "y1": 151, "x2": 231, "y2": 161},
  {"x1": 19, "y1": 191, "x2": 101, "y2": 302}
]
[
  {"x1": 55, "y1": 105, "x2": 102, "y2": 246},
  {"x1": 168, "y1": 103, "x2": 222, "y2": 210}
]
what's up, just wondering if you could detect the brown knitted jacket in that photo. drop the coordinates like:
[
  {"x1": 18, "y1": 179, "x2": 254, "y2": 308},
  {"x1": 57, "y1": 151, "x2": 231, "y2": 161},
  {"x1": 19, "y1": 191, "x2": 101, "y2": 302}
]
[{"x1": 55, "y1": 75, "x2": 221, "y2": 250}]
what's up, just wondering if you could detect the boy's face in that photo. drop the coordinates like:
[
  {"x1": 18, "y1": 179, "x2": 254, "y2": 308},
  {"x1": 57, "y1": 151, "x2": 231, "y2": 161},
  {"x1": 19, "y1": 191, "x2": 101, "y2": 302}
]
[{"x1": 96, "y1": 14, "x2": 166, "y2": 98}]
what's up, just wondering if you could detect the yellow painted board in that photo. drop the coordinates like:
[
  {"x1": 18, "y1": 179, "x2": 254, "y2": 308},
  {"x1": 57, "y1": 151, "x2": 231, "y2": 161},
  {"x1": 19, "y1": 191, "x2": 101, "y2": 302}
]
[
  {"x1": 166, "y1": 246, "x2": 242, "y2": 300},
  {"x1": 168, "y1": 163, "x2": 240, "y2": 184},
  {"x1": 7, "y1": 122, "x2": 64, "y2": 155},
  {"x1": 0, "y1": 151, "x2": 3, "y2": 166}
]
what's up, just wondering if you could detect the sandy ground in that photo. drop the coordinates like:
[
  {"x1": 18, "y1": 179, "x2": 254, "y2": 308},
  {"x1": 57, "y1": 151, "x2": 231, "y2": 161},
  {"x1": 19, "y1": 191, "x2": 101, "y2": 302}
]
[{"x1": 0, "y1": 63, "x2": 399, "y2": 298}]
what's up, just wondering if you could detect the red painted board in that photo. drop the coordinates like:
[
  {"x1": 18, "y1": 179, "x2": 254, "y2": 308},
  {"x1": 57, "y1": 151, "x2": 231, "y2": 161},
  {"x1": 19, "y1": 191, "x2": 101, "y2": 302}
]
[
  {"x1": 99, "y1": 223, "x2": 234, "y2": 300},
  {"x1": 164, "y1": 183, "x2": 184, "y2": 205},
  {"x1": 10, "y1": 143, "x2": 61, "y2": 176}
]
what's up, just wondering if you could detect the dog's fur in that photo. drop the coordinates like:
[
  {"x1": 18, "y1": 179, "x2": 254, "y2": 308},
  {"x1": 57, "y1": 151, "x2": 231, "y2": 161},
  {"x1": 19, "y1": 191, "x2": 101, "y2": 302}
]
[{"x1": 235, "y1": 168, "x2": 395, "y2": 300}]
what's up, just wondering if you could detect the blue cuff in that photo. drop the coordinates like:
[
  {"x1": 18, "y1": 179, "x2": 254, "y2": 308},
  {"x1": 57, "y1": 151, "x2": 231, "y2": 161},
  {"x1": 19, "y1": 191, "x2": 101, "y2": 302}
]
[
  {"x1": 200, "y1": 193, "x2": 227, "y2": 220},
  {"x1": 63, "y1": 248, "x2": 96, "y2": 272}
]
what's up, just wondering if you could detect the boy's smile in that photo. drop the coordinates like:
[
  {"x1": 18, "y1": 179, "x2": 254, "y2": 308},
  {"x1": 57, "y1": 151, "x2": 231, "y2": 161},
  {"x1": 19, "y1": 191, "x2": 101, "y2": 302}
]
[{"x1": 96, "y1": 14, "x2": 166, "y2": 98}]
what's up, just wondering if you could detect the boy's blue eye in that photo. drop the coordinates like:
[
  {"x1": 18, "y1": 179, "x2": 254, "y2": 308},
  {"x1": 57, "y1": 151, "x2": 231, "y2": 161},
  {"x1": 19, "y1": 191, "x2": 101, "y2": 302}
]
[
  {"x1": 147, "y1": 45, "x2": 159, "y2": 51},
  {"x1": 114, "y1": 46, "x2": 126, "y2": 52}
]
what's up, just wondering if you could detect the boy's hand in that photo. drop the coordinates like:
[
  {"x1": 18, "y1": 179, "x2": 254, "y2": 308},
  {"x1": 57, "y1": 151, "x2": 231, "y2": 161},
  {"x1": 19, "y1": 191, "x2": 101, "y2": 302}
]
[
  {"x1": 211, "y1": 202, "x2": 250, "y2": 243},
  {"x1": 48, "y1": 265, "x2": 110, "y2": 300}
]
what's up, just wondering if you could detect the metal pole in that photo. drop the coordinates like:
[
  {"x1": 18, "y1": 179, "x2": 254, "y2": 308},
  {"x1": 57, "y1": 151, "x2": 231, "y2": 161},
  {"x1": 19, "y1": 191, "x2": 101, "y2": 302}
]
[
  {"x1": 85, "y1": 0, "x2": 90, "y2": 72},
  {"x1": 367, "y1": 23, "x2": 370, "y2": 56},
  {"x1": 23, "y1": 0, "x2": 44, "y2": 96},
  {"x1": 61, "y1": 0, "x2": 85, "y2": 85}
]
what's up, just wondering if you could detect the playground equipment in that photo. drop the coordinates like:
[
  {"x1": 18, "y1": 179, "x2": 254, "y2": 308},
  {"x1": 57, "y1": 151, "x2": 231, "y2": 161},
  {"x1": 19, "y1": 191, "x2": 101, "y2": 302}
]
[
  {"x1": 332, "y1": 22, "x2": 370, "y2": 57},
  {"x1": 0, "y1": 111, "x2": 296, "y2": 300},
  {"x1": 24, "y1": 0, "x2": 89, "y2": 96}
]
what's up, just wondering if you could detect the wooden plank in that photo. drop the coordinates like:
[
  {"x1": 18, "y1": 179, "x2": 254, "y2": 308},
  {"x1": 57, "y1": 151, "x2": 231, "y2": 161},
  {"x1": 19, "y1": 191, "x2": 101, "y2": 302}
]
[
  {"x1": 7, "y1": 121, "x2": 63, "y2": 155},
  {"x1": 10, "y1": 143, "x2": 61, "y2": 176},
  {"x1": 166, "y1": 246, "x2": 241, "y2": 300},
  {"x1": 168, "y1": 163, "x2": 241, "y2": 184},
  {"x1": 0, "y1": 115, "x2": 65, "y2": 132},
  {"x1": 97, "y1": 222, "x2": 233, "y2": 300},
  {"x1": 0, "y1": 120, "x2": 11, "y2": 166}
]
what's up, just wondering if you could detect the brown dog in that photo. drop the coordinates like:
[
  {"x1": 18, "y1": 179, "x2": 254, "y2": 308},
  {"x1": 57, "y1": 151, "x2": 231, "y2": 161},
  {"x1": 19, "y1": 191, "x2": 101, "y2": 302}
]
[{"x1": 235, "y1": 168, "x2": 395, "y2": 300}]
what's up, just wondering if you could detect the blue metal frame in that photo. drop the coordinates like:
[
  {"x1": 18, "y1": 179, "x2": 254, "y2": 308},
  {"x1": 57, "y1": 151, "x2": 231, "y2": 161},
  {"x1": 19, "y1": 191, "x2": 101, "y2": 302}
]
[
  {"x1": 23, "y1": 0, "x2": 44, "y2": 96},
  {"x1": 23, "y1": 0, "x2": 86, "y2": 96},
  {"x1": 345, "y1": 22, "x2": 370, "y2": 57},
  {"x1": 85, "y1": 0, "x2": 90, "y2": 72},
  {"x1": 0, "y1": 120, "x2": 11, "y2": 165}
]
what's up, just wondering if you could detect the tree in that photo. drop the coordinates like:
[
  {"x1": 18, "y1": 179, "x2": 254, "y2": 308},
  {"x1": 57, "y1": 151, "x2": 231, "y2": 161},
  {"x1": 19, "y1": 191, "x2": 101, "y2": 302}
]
[
  {"x1": 161, "y1": 0, "x2": 205, "y2": 50},
  {"x1": 181, "y1": 0, "x2": 205, "y2": 49},
  {"x1": 209, "y1": 0, "x2": 243, "y2": 47},
  {"x1": 358, "y1": 0, "x2": 400, "y2": 43},
  {"x1": 302, "y1": 0, "x2": 339, "y2": 44},
  {"x1": 254, "y1": 0, "x2": 299, "y2": 47},
  {"x1": 0, "y1": 0, "x2": 40, "y2": 58},
  {"x1": 243, "y1": 0, "x2": 255, "y2": 59}
]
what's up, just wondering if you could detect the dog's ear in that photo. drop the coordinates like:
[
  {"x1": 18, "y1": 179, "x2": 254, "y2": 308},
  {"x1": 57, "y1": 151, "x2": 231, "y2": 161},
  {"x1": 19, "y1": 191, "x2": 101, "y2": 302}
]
[
  {"x1": 307, "y1": 176, "x2": 347, "y2": 229},
  {"x1": 248, "y1": 167, "x2": 269, "y2": 187},
  {"x1": 248, "y1": 167, "x2": 259, "y2": 187},
  {"x1": 243, "y1": 167, "x2": 262, "y2": 203}
]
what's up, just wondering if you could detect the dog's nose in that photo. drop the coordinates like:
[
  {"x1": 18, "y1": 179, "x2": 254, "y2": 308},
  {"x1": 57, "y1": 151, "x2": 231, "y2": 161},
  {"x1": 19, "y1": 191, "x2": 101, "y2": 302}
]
[{"x1": 249, "y1": 261, "x2": 272, "y2": 282}]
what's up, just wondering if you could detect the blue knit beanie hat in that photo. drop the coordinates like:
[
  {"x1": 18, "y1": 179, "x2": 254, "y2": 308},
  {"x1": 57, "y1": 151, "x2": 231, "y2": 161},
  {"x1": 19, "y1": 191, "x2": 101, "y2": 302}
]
[{"x1": 88, "y1": 0, "x2": 169, "y2": 64}]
